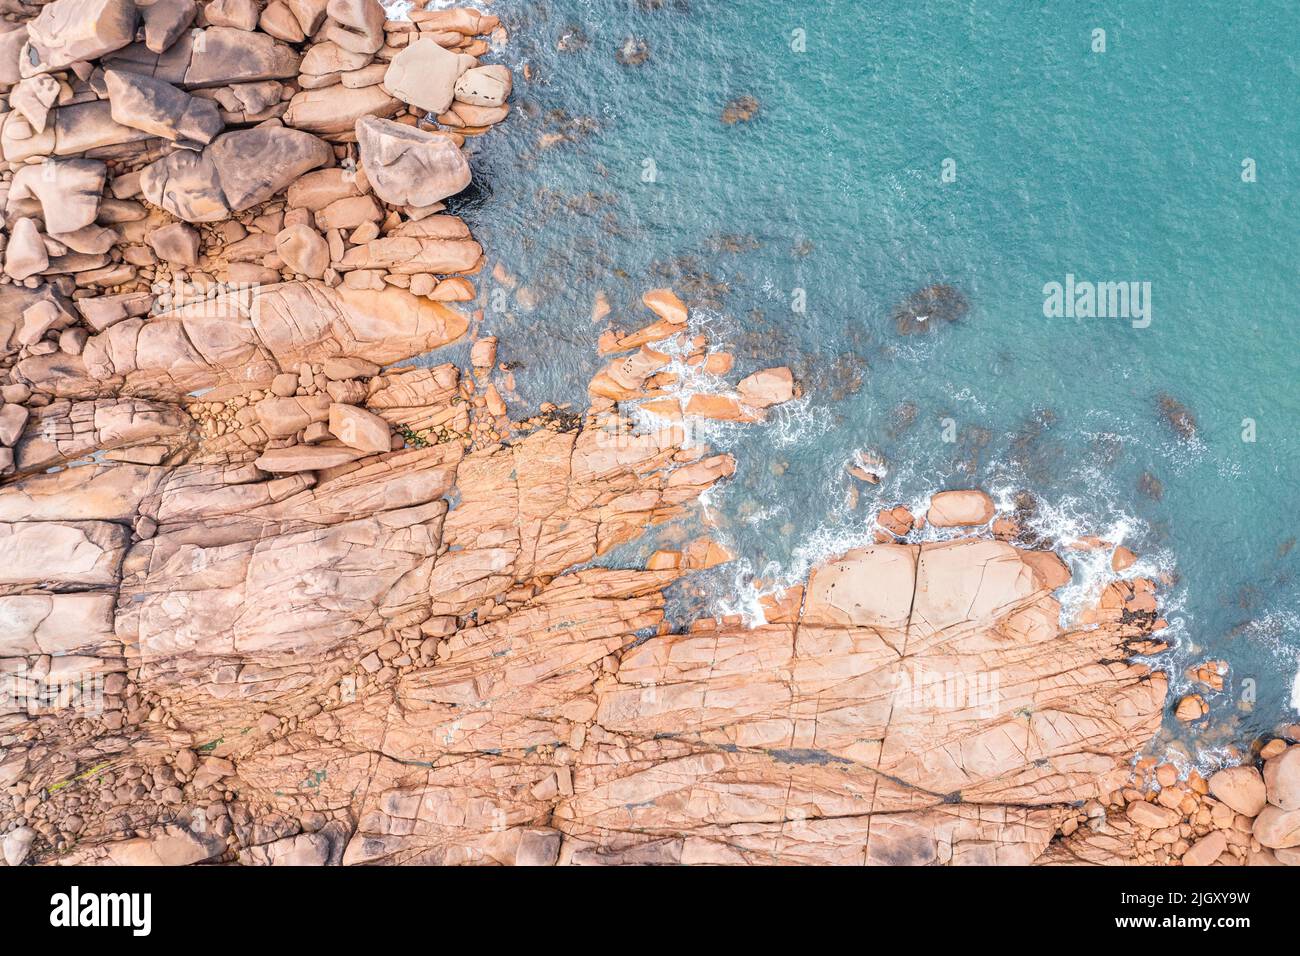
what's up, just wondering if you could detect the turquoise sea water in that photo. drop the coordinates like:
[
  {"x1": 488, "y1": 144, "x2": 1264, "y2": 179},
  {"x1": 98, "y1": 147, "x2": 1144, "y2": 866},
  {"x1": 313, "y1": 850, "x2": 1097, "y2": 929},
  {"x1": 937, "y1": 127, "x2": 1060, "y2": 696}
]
[{"x1": 436, "y1": 0, "x2": 1300, "y2": 755}]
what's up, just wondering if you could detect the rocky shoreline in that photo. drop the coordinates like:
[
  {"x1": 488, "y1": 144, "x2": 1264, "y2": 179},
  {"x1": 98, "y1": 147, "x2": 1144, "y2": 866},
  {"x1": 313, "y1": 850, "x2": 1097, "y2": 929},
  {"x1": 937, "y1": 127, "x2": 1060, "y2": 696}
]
[{"x1": 0, "y1": 0, "x2": 1295, "y2": 867}]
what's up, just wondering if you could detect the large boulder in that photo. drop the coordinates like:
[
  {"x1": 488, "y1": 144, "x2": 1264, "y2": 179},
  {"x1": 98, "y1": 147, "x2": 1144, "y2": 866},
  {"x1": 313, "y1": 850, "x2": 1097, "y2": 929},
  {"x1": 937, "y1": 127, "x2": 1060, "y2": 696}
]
[
  {"x1": 8, "y1": 159, "x2": 106, "y2": 234},
  {"x1": 453, "y1": 65, "x2": 512, "y2": 109},
  {"x1": 383, "y1": 37, "x2": 473, "y2": 114},
  {"x1": 1254, "y1": 805, "x2": 1300, "y2": 849},
  {"x1": 23, "y1": 0, "x2": 138, "y2": 75},
  {"x1": 1264, "y1": 745, "x2": 1300, "y2": 810},
  {"x1": 926, "y1": 490, "x2": 996, "y2": 528},
  {"x1": 104, "y1": 27, "x2": 300, "y2": 88},
  {"x1": 320, "y1": 0, "x2": 384, "y2": 55},
  {"x1": 1208, "y1": 764, "x2": 1268, "y2": 817},
  {"x1": 140, "y1": 127, "x2": 331, "y2": 222},
  {"x1": 282, "y1": 85, "x2": 400, "y2": 137},
  {"x1": 355, "y1": 116, "x2": 470, "y2": 207},
  {"x1": 104, "y1": 70, "x2": 224, "y2": 144}
]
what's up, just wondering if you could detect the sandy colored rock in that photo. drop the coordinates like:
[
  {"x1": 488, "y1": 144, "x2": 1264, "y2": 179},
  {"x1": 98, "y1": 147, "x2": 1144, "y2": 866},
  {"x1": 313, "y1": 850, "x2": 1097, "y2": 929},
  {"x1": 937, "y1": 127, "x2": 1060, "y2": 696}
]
[
  {"x1": 1254, "y1": 805, "x2": 1300, "y2": 849},
  {"x1": 1208, "y1": 764, "x2": 1268, "y2": 816},
  {"x1": 147, "y1": 222, "x2": 200, "y2": 266},
  {"x1": 1264, "y1": 745, "x2": 1300, "y2": 810},
  {"x1": 642, "y1": 288, "x2": 687, "y2": 324},
  {"x1": 454, "y1": 64, "x2": 512, "y2": 108},
  {"x1": 24, "y1": 0, "x2": 138, "y2": 75},
  {"x1": 737, "y1": 367, "x2": 794, "y2": 408},
  {"x1": 384, "y1": 37, "x2": 472, "y2": 114},
  {"x1": 328, "y1": 403, "x2": 391, "y2": 452},
  {"x1": 1181, "y1": 831, "x2": 1226, "y2": 866},
  {"x1": 276, "y1": 224, "x2": 330, "y2": 279},
  {"x1": 355, "y1": 116, "x2": 471, "y2": 208},
  {"x1": 926, "y1": 489, "x2": 996, "y2": 527},
  {"x1": 4, "y1": 217, "x2": 49, "y2": 281},
  {"x1": 8, "y1": 159, "x2": 106, "y2": 234}
]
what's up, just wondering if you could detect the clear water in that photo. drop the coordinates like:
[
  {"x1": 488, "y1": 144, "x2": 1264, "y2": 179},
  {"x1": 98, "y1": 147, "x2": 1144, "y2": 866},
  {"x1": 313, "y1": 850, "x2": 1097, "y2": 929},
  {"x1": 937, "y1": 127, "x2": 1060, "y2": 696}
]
[{"x1": 429, "y1": 0, "x2": 1300, "y2": 752}]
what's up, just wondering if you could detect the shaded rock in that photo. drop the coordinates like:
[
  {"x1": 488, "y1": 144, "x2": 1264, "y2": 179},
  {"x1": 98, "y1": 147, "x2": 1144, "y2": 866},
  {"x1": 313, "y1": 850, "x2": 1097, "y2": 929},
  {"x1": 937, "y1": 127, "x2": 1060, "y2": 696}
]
[
  {"x1": 140, "y1": 127, "x2": 331, "y2": 222},
  {"x1": 321, "y1": 0, "x2": 384, "y2": 56},
  {"x1": 139, "y1": 0, "x2": 197, "y2": 54},
  {"x1": 147, "y1": 222, "x2": 200, "y2": 266},
  {"x1": 23, "y1": 0, "x2": 138, "y2": 75},
  {"x1": 105, "y1": 26, "x2": 300, "y2": 88},
  {"x1": 8, "y1": 159, "x2": 106, "y2": 234},
  {"x1": 355, "y1": 116, "x2": 470, "y2": 207},
  {"x1": 10, "y1": 75, "x2": 60, "y2": 135},
  {"x1": 104, "y1": 69, "x2": 224, "y2": 144}
]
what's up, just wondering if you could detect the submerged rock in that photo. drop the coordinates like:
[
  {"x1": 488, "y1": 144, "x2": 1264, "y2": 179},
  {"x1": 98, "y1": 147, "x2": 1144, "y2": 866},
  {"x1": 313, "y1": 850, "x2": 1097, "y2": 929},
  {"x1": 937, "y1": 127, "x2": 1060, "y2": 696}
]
[{"x1": 891, "y1": 284, "x2": 969, "y2": 335}]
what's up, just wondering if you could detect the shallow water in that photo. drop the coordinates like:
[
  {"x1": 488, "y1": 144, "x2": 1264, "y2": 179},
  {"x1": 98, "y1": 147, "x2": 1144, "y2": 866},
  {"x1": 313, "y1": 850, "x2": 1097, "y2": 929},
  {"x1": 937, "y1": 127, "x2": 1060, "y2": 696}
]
[{"x1": 425, "y1": 0, "x2": 1300, "y2": 752}]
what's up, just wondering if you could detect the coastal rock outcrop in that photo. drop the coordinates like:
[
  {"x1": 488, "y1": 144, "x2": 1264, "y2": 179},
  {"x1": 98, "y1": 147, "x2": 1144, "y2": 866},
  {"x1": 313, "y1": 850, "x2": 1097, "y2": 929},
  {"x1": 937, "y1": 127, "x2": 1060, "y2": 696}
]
[{"x1": 0, "y1": 1, "x2": 1241, "y2": 870}]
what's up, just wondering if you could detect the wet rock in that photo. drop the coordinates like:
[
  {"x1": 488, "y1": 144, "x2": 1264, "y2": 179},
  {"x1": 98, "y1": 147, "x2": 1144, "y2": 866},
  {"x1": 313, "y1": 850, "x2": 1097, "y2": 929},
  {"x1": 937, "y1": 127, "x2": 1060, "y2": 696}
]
[
  {"x1": 892, "y1": 284, "x2": 969, "y2": 335},
  {"x1": 1157, "y1": 392, "x2": 1197, "y2": 441},
  {"x1": 616, "y1": 35, "x2": 650, "y2": 66},
  {"x1": 722, "y1": 94, "x2": 760, "y2": 125}
]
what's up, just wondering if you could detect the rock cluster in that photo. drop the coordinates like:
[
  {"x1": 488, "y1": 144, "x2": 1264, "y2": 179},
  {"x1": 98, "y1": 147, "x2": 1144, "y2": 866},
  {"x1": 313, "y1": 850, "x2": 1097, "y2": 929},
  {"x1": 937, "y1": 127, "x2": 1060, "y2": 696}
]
[
  {"x1": 0, "y1": 0, "x2": 511, "y2": 481},
  {"x1": 1043, "y1": 739, "x2": 1300, "y2": 865}
]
